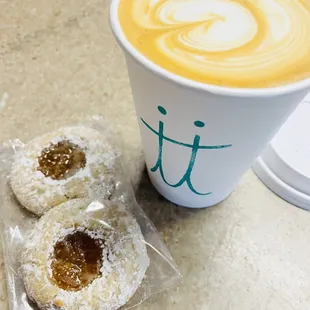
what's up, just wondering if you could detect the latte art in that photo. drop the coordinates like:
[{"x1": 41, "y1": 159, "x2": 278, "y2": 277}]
[{"x1": 119, "y1": 0, "x2": 310, "y2": 88}]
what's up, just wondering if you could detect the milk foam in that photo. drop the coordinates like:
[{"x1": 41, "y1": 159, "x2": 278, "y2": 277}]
[{"x1": 119, "y1": 0, "x2": 310, "y2": 88}]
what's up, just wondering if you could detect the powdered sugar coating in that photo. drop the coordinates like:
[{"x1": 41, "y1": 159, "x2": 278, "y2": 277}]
[
  {"x1": 10, "y1": 126, "x2": 120, "y2": 215},
  {"x1": 19, "y1": 199, "x2": 150, "y2": 310}
]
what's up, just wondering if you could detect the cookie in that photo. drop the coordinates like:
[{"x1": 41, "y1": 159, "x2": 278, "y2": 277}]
[
  {"x1": 10, "y1": 126, "x2": 119, "y2": 215},
  {"x1": 19, "y1": 198, "x2": 150, "y2": 310}
]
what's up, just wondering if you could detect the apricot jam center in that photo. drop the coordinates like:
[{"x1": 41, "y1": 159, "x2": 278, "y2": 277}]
[
  {"x1": 51, "y1": 231, "x2": 102, "y2": 291},
  {"x1": 38, "y1": 141, "x2": 86, "y2": 180}
]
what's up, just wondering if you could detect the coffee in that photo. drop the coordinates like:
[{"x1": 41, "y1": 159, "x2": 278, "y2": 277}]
[{"x1": 118, "y1": 0, "x2": 310, "y2": 88}]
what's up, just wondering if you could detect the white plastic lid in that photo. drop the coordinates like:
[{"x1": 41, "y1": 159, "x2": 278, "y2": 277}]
[{"x1": 253, "y1": 95, "x2": 310, "y2": 210}]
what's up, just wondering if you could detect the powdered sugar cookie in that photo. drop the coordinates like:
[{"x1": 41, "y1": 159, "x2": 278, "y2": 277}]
[
  {"x1": 19, "y1": 199, "x2": 149, "y2": 310},
  {"x1": 10, "y1": 126, "x2": 119, "y2": 215}
]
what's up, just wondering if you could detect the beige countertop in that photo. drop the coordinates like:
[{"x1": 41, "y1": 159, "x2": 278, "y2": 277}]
[{"x1": 1, "y1": 1, "x2": 310, "y2": 309}]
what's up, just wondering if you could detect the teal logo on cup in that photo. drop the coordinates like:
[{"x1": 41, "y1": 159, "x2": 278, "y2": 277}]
[{"x1": 141, "y1": 106, "x2": 232, "y2": 196}]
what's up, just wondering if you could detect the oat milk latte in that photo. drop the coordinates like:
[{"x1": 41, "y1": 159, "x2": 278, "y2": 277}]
[{"x1": 118, "y1": 0, "x2": 310, "y2": 88}]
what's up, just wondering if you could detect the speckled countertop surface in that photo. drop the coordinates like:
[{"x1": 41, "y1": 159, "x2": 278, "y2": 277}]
[{"x1": 1, "y1": 1, "x2": 310, "y2": 309}]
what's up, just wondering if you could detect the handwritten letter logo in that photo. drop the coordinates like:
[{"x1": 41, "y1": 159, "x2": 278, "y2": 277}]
[{"x1": 141, "y1": 106, "x2": 232, "y2": 195}]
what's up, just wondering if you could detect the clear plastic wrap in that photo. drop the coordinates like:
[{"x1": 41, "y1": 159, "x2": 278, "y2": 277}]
[{"x1": 0, "y1": 117, "x2": 181, "y2": 310}]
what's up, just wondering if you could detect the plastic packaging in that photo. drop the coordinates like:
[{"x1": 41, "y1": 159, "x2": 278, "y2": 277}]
[{"x1": 0, "y1": 117, "x2": 181, "y2": 310}]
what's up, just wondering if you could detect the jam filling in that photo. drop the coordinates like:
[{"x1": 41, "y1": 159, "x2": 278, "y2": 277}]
[
  {"x1": 51, "y1": 231, "x2": 102, "y2": 291},
  {"x1": 38, "y1": 141, "x2": 86, "y2": 180}
]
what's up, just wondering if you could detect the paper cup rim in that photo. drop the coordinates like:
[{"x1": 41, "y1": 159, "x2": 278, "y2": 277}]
[{"x1": 110, "y1": 0, "x2": 310, "y2": 98}]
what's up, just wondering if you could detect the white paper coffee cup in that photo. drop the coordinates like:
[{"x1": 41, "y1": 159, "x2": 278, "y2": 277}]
[{"x1": 110, "y1": 1, "x2": 310, "y2": 208}]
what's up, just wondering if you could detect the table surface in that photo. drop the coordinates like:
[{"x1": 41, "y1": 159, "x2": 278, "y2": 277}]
[{"x1": 1, "y1": 1, "x2": 310, "y2": 309}]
